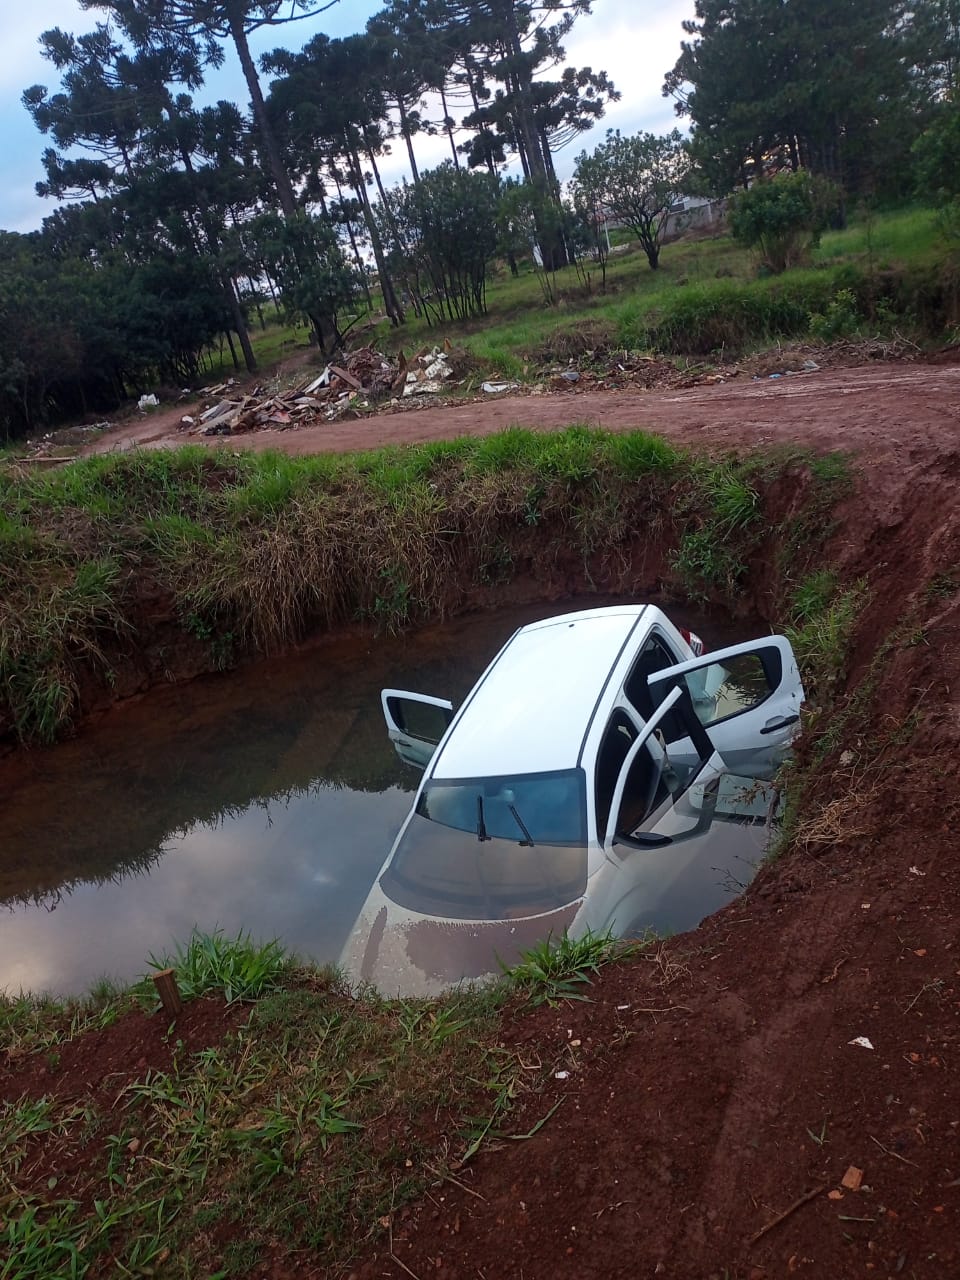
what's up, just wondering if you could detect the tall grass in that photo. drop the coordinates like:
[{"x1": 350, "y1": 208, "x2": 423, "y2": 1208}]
[
  {"x1": 146, "y1": 929, "x2": 293, "y2": 1004},
  {"x1": 0, "y1": 430, "x2": 850, "y2": 744}
]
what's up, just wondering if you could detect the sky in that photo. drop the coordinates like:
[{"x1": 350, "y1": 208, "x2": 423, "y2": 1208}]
[{"x1": 0, "y1": 0, "x2": 695, "y2": 234}]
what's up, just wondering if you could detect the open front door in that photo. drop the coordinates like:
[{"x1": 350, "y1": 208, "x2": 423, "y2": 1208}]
[
  {"x1": 381, "y1": 689, "x2": 454, "y2": 771},
  {"x1": 648, "y1": 635, "x2": 804, "y2": 780}
]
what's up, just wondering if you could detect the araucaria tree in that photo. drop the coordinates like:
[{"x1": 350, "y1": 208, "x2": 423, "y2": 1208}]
[{"x1": 573, "y1": 129, "x2": 689, "y2": 269}]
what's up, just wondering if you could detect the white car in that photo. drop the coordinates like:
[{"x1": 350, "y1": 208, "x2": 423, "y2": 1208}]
[{"x1": 340, "y1": 604, "x2": 803, "y2": 995}]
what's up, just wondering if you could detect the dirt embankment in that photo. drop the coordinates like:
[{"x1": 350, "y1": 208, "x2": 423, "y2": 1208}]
[{"x1": 8, "y1": 358, "x2": 960, "y2": 1278}]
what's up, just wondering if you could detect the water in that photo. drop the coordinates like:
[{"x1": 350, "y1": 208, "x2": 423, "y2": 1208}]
[{"x1": 0, "y1": 599, "x2": 766, "y2": 996}]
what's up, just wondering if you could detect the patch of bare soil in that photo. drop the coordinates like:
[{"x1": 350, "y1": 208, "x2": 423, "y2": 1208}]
[{"x1": 1, "y1": 998, "x2": 246, "y2": 1108}]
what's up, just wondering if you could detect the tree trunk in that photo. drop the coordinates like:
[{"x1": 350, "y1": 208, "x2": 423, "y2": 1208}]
[
  {"x1": 227, "y1": 9, "x2": 298, "y2": 220},
  {"x1": 349, "y1": 143, "x2": 403, "y2": 325},
  {"x1": 502, "y1": 4, "x2": 566, "y2": 269},
  {"x1": 439, "y1": 85, "x2": 460, "y2": 169},
  {"x1": 397, "y1": 96, "x2": 421, "y2": 184},
  {"x1": 224, "y1": 274, "x2": 257, "y2": 372}
]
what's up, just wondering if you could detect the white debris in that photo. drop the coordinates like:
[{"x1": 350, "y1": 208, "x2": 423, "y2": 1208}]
[
  {"x1": 137, "y1": 393, "x2": 159, "y2": 410},
  {"x1": 554, "y1": 1071, "x2": 570, "y2": 1080},
  {"x1": 908, "y1": 865, "x2": 926, "y2": 876},
  {"x1": 848, "y1": 1036, "x2": 874, "y2": 1050},
  {"x1": 303, "y1": 368, "x2": 331, "y2": 394},
  {"x1": 482, "y1": 381, "x2": 520, "y2": 394}
]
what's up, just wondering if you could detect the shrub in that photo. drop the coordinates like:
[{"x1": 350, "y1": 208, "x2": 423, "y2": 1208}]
[
  {"x1": 808, "y1": 288, "x2": 862, "y2": 341},
  {"x1": 730, "y1": 172, "x2": 841, "y2": 274}
]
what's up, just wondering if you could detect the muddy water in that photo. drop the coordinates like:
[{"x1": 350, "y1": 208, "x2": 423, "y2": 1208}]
[{"x1": 0, "y1": 599, "x2": 766, "y2": 996}]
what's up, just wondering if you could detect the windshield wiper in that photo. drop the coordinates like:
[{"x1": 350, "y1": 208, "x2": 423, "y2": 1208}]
[
  {"x1": 507, "y1": 803, "x2": 535, "y2": 847},
  {"x1": 476, "y1": 795, "x2": 490, "y2": 842}
]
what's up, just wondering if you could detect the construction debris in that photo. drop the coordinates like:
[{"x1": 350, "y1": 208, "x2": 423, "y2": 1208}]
[{"x1": 180, "y1": 344, "x2": 473, "y2": 438}]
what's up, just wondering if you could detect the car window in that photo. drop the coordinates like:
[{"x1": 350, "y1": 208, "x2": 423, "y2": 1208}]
[
  {"x1": 381, "y1": 814, "x2": 588, "y2": 920},
  {"x1": 385, "y1": 695, "x2": 451, "y2": 744},
  {"x1": 418, "y1": 770, "x2": 586, "y2": 845},
  {"x1": 594, "y1": 709, "x2": 638, "y2": 837},
  {"x1": 685, "y1": 651, "x2": 781, "y2": 727},
  {"x1": 623, "y1": 634, "x2": 687, "y2": 742},
  {"x1": 614, "y1": 740, "x2": 669, "y2": 837}
]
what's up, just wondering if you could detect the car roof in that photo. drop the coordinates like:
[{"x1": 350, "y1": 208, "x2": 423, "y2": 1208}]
[{"x1": 430, "y1": 605, "x2": 656, "y2": 780}]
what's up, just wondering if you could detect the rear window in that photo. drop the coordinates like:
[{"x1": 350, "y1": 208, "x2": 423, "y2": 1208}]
[{"x1": 380, "y1": 769, "x2": 588, "y2": 920}]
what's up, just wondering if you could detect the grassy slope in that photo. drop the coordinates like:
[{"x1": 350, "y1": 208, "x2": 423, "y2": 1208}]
[
  {"x1": 233, "y1": 207, "x2": 944, "y2": 383},
  {"x1": 0, "y1": 430, "x2": 850, "y2": 744},
  {"x1": 0, "y1": 928, "x2": 630, "y2": 1279}
]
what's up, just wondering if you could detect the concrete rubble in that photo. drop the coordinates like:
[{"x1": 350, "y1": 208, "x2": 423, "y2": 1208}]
[{"x1": 180, "y1": 344, "x2": 463, "y2": 437}]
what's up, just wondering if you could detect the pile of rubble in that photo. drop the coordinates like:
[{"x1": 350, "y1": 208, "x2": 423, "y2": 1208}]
[{"x1": 180, "y1": 345, "x2": 461, "y2": 438}]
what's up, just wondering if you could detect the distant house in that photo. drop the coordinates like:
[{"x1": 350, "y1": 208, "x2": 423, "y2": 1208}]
[{"x1": 662, "y1": 195, "x2": 728, "y2": 240}]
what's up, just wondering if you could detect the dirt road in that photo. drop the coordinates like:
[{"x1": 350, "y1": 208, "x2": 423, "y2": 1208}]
[{"x1": 92, "y1": 360, "x2": 960, "y2": 464}]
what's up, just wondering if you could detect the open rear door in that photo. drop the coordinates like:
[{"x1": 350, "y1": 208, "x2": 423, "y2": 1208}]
[
  {"x1": 381, "y1": 689, "x2": 454, "y2": 771},
  {"x1": 648, "y1": 635, "x2": 804, "y2": 780}
]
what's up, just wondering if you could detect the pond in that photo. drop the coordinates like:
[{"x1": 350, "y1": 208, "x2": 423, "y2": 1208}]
[{"x1": 0, "y1": 598, "x2": 771, "y2": 997}]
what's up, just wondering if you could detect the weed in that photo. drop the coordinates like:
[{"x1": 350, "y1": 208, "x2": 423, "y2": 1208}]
[
  {"x1": 146, "y1": 928, "x2": 292, "y2": 1004},
  {"x1": 503, "y1": 927, "x2": 640, "y2": 1006},
  {"x1": 806, "y1": 1118, "x2": 829, "y2": 1147},
  {"x1": 785, "y1": 573, "x2": 868, "y2": 700},
  {"x1": 808, "y1": 288, "x2": 862, "y2": 341}
]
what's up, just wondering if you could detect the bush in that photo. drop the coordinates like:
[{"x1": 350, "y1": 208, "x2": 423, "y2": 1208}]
[
  {"x1": 626, "y1": 273, "x2": 848, "y2": 355},
  {"x1": 808, "y1": 288, "x2": 863, "y2": 341},
  {"x1": 730, "y1": 172, "x2": 841, "y2": 274}
]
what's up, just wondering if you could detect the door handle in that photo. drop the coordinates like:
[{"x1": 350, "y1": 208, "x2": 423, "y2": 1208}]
[{"x1": 759, "y1": 713, "x2": 800, "y2": 735}]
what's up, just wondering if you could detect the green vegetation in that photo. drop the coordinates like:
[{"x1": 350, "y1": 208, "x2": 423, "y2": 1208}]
[
  {"x1": 0, "y1": 928, "x2": 610, "y2": 1278},
  {"x1": 785, "y1": 570, "x2": 869, "y2": 701},
  {"x1": 503, "y1": 927, "x2": 641, "y2": 1006},
  {"x1": 349, "y1": 206, "x2": 946, "y2": 370},
  {"x1": 0, "y1": 429, "x2": 850, "y2": 745},
  {"x1": 729, "y1": 171, "x2": 839, "y2": 273},
  {"x1": 146, "y1": 929, "x2": 293, "y2": 1005}
]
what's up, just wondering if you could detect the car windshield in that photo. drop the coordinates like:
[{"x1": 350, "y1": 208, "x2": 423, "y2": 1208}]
[{"x1": 380, "y1": 769, "x2": 589, "y2": 920}]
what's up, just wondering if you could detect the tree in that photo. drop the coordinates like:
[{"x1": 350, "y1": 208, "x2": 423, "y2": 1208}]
[
  {"x1": 380, "y1": 164, "x2": 499, "y2": 322},
  {"x1": 82, "y1": 0, "x2": 343, "y2": 350},
  {"x1": 569, "y1": 164, "x2": 609, "y2": 291},
  {"x1": 24, "y1": 18, "x2": 260, "y2": 371},
  {"x1": 573, "y1": 129, "x2": 689, "y2": 270},
  {"x1": 663, "y1": 0, "x2": 917, "y2": 201},
  {"x1": 263, "y1": 32, "x2": 407, "y2": 325},
  {"x1": 913, "y1": 89, "x2": 960, "y2": 239},
  {"x1": 728, "y1": 170, "x2": 838, "y2": 273},
  {"x1": 437, "y1": 0, "x2": 615, "y2": 269}
]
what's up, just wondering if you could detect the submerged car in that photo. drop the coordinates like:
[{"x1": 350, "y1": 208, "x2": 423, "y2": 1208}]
[{"x1": 340, "y1": 604, "x2": 803, "y2": 995}]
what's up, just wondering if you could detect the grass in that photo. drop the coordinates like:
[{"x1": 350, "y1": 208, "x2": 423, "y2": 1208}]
[
  {"x1": 502, "y1": 927, "x2": 642, "y2": 1006},
  {"x1": 351, "y1": 206, "x2": 946, "y2": 369},
  {"x1": 146, "y1": 929, "x2": 293, "y2": 1004},
  {"x1": 0, "y1": 429, "x2": 851, "y2": 744},
  {"x1": 0, "y1": 934, "x2": 554, "y2": 1278},
  {"x1": 785, "y1": 571, "x2": 869, "y2": 701},
  {"x1": 233, "y1": 208, "x2": 945, "y2": 384}
]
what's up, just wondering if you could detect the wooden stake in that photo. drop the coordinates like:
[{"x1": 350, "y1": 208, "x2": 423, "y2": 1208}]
[{"x1": 152, "y1": 968, "x2": 183, "y2": 1017}]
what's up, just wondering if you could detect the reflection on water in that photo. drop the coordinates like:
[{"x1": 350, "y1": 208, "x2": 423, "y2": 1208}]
[{"x1": 0, "y1": 598, "x2": 764, "y2": 996}]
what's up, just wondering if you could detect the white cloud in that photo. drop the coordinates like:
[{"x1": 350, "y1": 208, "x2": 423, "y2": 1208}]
[{"x1": 0, "y1": 1, "x2": 88, "y2": 92}]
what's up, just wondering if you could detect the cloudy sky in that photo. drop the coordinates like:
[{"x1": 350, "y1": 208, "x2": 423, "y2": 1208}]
[{"x1": 1, "y1": 0, "x2": 695, "y2": 234}]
